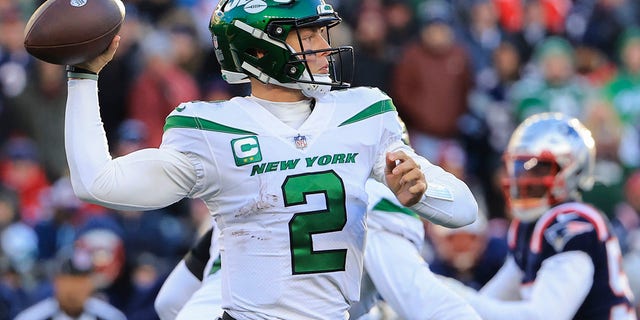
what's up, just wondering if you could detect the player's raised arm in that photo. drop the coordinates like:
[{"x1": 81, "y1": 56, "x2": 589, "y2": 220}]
[{"x1": 64, "y1": 36, "x2": 197, "y2": 210}]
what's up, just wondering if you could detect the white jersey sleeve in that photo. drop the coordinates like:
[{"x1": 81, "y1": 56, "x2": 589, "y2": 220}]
[
  {"x1": 65, "y1": 80, "x2": 197, "y2": 210},
  {"x1": 362, "y1": 179, "x2": 480, "y2": 320},
  {"x1": 465, "y1": 251, "x2": 594, "y2": 320},
  {"x1": 364, "y1": 224, "x2": 481, "y2": 320},
  {"x1": 154, "y1": 260, "x2": 202, "y2": 320},
  {"x1": 371, "y1": 140, "x2": 477, "y2": 228},
  {"x1": 479, "y1": 256, "x2": 524, "y2": 300},
  {"x1": 175, "y1": 271, "x2": 224, "y2": 320}
]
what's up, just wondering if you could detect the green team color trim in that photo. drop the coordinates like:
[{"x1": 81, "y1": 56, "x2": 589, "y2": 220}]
[
  {"x1": 338, "y1": 99, "x2": 396, "y2": 127},
  {"x1": 164, "y1": 115, "x2": 257, "y2": 135},
  {"x1": 208, "y1": 255, "x2": 222, "y2": 275},
  {"x1": 372, "y1": 198, "x2": 419, "y2": 219}
]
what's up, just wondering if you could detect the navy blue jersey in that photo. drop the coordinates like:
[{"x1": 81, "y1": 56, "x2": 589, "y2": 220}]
[{"x1": 507, "y1": 202, "x2": 635, "y2": 319}]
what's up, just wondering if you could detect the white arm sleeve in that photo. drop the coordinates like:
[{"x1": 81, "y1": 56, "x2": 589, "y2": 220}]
[
  {"x1": 364, "y1": 229, "x2": 481, "y2": 320},
  {"x1": 372, "y1": 141, "x2": 477, "y2": 228},
  {"x1": 65, "y1": 80, "x2": 197, "y2": 210},
  {"x1": 467, "y1": 251, "x2": 594, "y2": 320},
  {"x1": 480, "y1": 256, "x2": 524, "y2": 300},
  {"x1": 154, "y1": 261, "x2": 202, "y2": 320}
]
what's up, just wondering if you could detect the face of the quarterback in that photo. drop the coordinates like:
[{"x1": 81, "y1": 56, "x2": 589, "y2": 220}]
[{"x1": 286, "y1": 26, "x2": 331, "y2": 76}]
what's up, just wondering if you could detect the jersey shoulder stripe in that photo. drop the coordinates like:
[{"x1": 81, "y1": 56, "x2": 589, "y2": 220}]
[
  {"x1": 163, "y1": 115, "x2": 257, "y2": 135},
  {"x1": 372, "y1": 198, "x2": 419, "y2": 218},
  {"x1": 338, "y1": 99, "x2": 395, "y2": 127},
  {"x1": 326, "y1": 87, "x2": 396, "y2": 126},
  {"x1": 164, "y1": 88, "x2": 396, "y2": 135},
  {"x1": 530, "y1": 202, "x2": 609, "y2": 253},
  {"x1": 163, "y1": 99, "x2": 259, "y2": 135}
]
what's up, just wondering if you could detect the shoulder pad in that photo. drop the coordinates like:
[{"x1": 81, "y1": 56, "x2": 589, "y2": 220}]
[
  {"x1": 167, "y1": 100, "x2": 229, "y2": 117},
  {"x1": 327, "y1": 87, "x2": 390, "y2": 106}
]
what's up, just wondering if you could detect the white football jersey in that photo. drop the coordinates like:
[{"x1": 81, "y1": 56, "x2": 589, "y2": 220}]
[
  {"x1": 161, "y1": 87, "x2": 402, "y2": 320},
  {"x1": 365, "y1": 179, "x2": 425, "y2": 249},
  {"x1": 355, "y1": 179, "x2": 482, "y2": 320}
]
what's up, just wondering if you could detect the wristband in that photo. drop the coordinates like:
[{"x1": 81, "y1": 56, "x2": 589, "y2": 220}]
[{"x1": 66, "y1": 65, "x2": 98, "y2": 80}]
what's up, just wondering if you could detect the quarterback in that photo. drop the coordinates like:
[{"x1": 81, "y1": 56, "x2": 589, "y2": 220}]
[{"x1": 64, "y1": 1, "x2": 477, "y2": 319}]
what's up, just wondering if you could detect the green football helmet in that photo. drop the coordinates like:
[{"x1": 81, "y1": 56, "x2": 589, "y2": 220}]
[{"x1": 209, "y1": 0, "x2": 353, "y2": 97}]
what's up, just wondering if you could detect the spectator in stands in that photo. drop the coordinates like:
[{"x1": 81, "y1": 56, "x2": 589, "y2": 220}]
[
  {"x1": 0, "y1": 137, "x2": 51, "y2": 225},
  {"x1": 113, "y1": 119, "x2": 148, "y2": 157},
  {"x1": 578, "y1": 0, "x2": 640, "y2": 62},
  {"x1": 510, "y1": 36, "x2": 592, "y2": 124},
  {"x1": 458, "y1": 0, "x2": 506, "y2": 83},
  {"x1": 0, "y1": 4, "x2": 30, "y2": 147},
  {"x1": 580, "y1": 98, "x2": 626, "y2": 217},
  {"x1": 0, "y1": 185, "x2": 38, "y2": 318},
  {"x1": 5, "y1": 60, "x2": 69, "y2": 180},
  {"x1": 613, "y1": 170, "x2": 640, "y2": 253},
  {"x1": 33, "y1": 177, "x2": 79, "y2": 261},
  {"x1": 391, "y1": 0, "x2": 473, "y2": 163},
  {"x1": 427, "y1": 212, "x2": 508, "y2": 290},
  {"x1": 350, "y1": 9, "x2": 393, "y2": 92},
  {"x1": 601, "y1": 27, "x2": 640, "y2": 171},
  {"x1": 463, "y1": 40, "x2": 521, "y2": 220},
  {"x1": 383, "y1": 0, "x2": 418, "y2": 58},
  {"x1": 509, "y1": 0, "x2": 551, "y2": 64},
  {"x1": 97, "y1": 4, "x2": 145, "y2": 147},
  {"x1": 127, "y1": 29, "x2": 200, "y2": 148},
  {"x1": 615, "y1": 170, "x2": 640, "y2": 314},
  {"x1": 573, "y1": 41, "x2": 617, "y2": 88}
]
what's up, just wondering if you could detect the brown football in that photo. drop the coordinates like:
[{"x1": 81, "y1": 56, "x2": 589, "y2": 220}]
[{"x1": 23, "y1": 0, "x2": 125, "y2": 65}]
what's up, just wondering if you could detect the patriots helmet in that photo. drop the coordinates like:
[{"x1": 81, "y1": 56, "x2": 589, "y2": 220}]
[
  {"x1": 209, "y1": 0, "x2": 353, "y2": 97},
  {"x1": 503, "y1": 112, "x2": 596, "y2": 222}
]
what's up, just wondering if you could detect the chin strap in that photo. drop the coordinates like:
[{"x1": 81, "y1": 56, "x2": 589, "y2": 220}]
[
  {"x1": 242, "y1": 62, "x2": 333, "y2": 98},
  {"x1": 299, "y1": 74, "x2": 332, "y2": 98}
]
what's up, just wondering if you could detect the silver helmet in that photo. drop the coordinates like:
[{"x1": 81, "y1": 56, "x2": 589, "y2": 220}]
[{"x1": 503, "y1": 112, "x2": 596, "y2": 222}]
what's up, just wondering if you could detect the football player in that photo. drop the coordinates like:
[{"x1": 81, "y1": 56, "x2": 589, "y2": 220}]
[
  {"x1": 64, "y1": 1, "x2": 478, "y2": 319},
  {"x1": 154, "y1": 179, "x2": 481, "y2": 320},
  {"x1": 444, "y1": 112, "x2": 637, "y2": 320}
]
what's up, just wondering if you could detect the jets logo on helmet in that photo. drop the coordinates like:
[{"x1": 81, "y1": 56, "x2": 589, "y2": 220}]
[
  {"x1": 209, "y1": 0, "x2": 354, "y2": 97},
  {"x1": 225, "y1": 0, "x2": 268, "y2": 14}
]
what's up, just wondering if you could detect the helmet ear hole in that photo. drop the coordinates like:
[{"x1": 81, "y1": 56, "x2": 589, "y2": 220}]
[
  {"x1": 266, "y1": 23, "x2": 287, "y2": 38},
  {"x1": 284, "y1": 62, "x2": 303, "y2": 78}
]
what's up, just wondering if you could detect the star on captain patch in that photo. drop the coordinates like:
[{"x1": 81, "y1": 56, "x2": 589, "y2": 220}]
[{"x1": 294, "y1": 134, "x2": 307, "y2": 149}]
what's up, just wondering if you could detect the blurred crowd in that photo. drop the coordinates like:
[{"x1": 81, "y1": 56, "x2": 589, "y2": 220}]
[{"x1": 1, "y1": 0, "x2": 640, "y2": 318}]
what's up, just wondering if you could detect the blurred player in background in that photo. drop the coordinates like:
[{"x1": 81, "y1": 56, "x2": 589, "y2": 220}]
[
  {"x1": 14, "y1": 248, "x2": 126, "y2": 320},
  {"x1": 64, "y1": 0, "x2": 477, "y2": 319},
  {"x1": 444, "y1": 112, "x2": 636, "y2": 320},
  {"x1": 155, "y1": 179, "x2": 480, "y2": 320}
]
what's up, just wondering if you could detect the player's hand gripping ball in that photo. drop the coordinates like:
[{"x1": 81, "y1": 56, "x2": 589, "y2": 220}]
[{"x1": 23, "y1": 0, "x2": 125, "y2": 65}]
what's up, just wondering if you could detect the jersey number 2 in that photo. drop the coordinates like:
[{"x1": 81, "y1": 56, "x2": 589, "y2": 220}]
[{"x1": 282, "y1": 170, "x2": 347, "y2": 274}]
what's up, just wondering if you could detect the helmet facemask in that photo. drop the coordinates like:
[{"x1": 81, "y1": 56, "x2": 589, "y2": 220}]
[
  {"x1": 502, "y1": 112, "x2": 596, "y2": 222},
  {"x1": 503, "y1": 153, "x2": 560, "y2": 221},
  {"x1": 279, "y1": 20, "x2": 353, "y2": 98}
]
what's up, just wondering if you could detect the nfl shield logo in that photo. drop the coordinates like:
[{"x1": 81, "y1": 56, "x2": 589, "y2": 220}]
[{"x1": 294, "y1": 134, "x2": 307, "y2": 149}]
